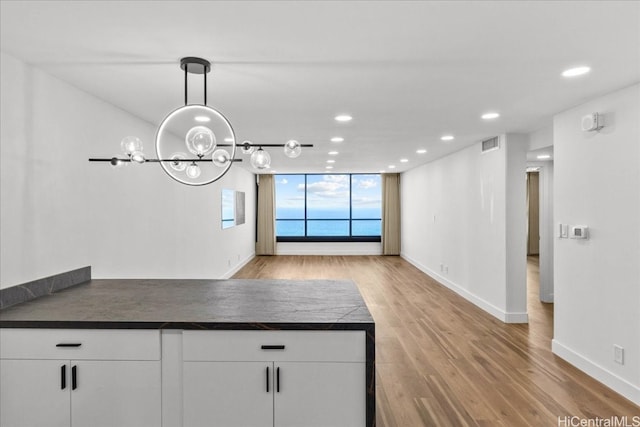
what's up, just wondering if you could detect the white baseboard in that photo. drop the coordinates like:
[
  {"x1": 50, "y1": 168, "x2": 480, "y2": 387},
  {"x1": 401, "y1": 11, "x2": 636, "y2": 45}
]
[
  {"x1": 222, "y1": 253, "x2": 255, "y2": 279},
  {"x1": 401, "y1": 253, "x2": 528, "y2": 324},
  {"x1": 552, "y1": 339, "x2": 640, "y2": 406}
]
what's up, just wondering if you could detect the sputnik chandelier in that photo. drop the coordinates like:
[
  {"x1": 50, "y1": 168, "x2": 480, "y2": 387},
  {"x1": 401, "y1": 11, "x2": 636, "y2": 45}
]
[{"x1": 89, "y1": 57, "x2": 312, "y2": 186}]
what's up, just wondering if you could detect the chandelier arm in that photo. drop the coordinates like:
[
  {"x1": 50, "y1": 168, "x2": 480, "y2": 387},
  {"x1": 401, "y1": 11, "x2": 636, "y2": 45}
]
[
  {"x1": 220, "y1": 143, "x2": 313, "y2": 148},
  {"x1": 184, "y1": 63, "x2": 188, "y2": 105},
  {"x1": 88, "y1": 158, "x2": 243, "y2": 163}
]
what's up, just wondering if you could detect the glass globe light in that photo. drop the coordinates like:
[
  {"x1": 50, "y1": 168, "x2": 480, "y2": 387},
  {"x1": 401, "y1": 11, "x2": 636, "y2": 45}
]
[
  {"x1": 250, "y1": 148, "x2": 271, "y2": 169},
  {"x1": 121, "y1": 136, "x2": 143, "y2": 156},
  {"x1": 186, "y1": 163, "x2": 201, "y2": 179},
  {"x1": 156, "y1": 105, "x2": 236, "y2": 186},
  {"x1": 212, "y1": 149, "x2": 231, "y2": 167},
  {"x1": 169, "y1": 153, "x2": 187, "y2": 172},
  {"x1": 130, "y1": 151, "x2": 146, "y2": 164},
  {"x1": 241, "y1": 141, "x2": 255, "y2": 155},
  {"x1": 185, "y1": 126, "x2": 216, "y2": 157},
  {"x1": 283, "y1": 139, "x2": 302, "y2": 158}
]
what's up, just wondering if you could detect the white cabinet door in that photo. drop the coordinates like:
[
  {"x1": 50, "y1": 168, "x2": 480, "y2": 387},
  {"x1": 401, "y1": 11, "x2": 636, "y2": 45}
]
[
  {"x1": 183, "y1": 361, "x2": 273, "y2": 427},
  {"x1": 274, "y1": 362, "x2": 365, "y2": 427},
  {"x1": 70, "y1": 360, "x2": 161, "y2": 427},
  {"x1": 0, "y1": 359, "x2": 70, "y2": 427}
]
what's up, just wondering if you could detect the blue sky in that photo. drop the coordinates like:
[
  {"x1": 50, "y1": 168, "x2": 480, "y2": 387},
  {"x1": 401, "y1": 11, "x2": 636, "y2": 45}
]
[{"x1": 275, "y1": 174, "x2": 381, "y2": 212}]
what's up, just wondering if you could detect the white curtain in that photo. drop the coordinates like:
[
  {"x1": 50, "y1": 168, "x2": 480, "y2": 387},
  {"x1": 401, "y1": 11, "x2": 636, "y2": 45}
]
[
  {"x1": 255, "y1": 174, "x2": 276, "y2": 255},
  {"x1": 381, "y1": 173, "x2": 401, "y2": 255}
]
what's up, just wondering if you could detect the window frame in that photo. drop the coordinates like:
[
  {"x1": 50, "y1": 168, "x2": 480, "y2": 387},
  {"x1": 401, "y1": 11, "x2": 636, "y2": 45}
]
[{"x1": 275, "y1": 173, "x2": 382, "y2": 243}]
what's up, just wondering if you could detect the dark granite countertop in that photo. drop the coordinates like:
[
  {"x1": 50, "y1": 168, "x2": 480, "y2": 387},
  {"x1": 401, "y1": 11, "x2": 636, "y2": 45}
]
[{"x1": 0, "y1": 279, "x2": 374, "y2": 330}]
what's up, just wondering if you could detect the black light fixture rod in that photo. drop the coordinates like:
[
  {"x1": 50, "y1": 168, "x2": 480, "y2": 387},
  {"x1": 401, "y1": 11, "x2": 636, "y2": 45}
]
[
  {"x1": 204, "y1": 68, "x2": 207, "y2": 105},
  {"x1": 184, "y1": 63, "x2": 188, "y2": 105},
  {"x1": 88, "y1": 158, "x2": 243, "y2": 163},
  {"x1": 233, "y1": 143, "x2": 314, "y2": 148}
]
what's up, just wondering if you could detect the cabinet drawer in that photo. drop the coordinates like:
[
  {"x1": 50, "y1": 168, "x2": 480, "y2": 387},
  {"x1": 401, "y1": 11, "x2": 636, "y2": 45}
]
[
  {"x1": 183, "y1": 330, "x2": 365, "y2": 362},
  {"x1": 0, "y1": 329, "x2": 160, "y2": 360}
]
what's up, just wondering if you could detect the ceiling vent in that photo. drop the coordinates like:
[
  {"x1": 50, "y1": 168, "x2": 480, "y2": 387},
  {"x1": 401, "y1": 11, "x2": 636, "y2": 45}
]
[{"x1": 481, "y1": 136, "x2": 500, "y2": 153}]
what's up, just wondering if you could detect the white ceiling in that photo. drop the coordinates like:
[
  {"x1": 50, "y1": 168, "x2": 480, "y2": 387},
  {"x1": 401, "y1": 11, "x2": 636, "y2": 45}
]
[{"x1": 1, "y1": 1, "x2": 638, "y2": 174}]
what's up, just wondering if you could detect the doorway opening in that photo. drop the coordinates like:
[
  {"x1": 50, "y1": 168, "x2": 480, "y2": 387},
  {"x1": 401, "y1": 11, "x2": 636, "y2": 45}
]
[{"x1": 526, "y1": 165, "x2": 554, "y2": 335}]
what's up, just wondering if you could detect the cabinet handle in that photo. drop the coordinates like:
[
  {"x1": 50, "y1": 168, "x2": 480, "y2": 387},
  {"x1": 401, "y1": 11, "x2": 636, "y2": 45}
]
[
  {"x1": 71, "y1": 365, "x2": 78, "y2": 390},
  {"x1": 56, "y1": 343, "x2": 82, "y2": 348},
  {"x1": 61, "y1": 365, "x2": 66, "y2": 390},
  {"x1": 261, "y1": 345, "x2": 285, "y2": 350},
  {"x1": 266, "y1": 366, "x2": 270, "y2": 393},
  {"x1": 276, "y1": 367, "x2": 280, "y2": 393}
]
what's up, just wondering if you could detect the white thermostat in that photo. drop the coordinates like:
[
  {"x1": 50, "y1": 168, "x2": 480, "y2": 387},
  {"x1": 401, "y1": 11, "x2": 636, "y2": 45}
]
[
  {"x1": 570, "y1": 226, "x2": 589, "y2": 239},
  {"x1": 581, "y1": 113, "x2": 604, "y2": 132}
]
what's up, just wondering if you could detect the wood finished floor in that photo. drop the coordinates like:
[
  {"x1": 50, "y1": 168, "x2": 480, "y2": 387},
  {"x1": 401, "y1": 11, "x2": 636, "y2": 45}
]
[{"x1": 233, "y1": 255, "x2": 640, "y2": 426}]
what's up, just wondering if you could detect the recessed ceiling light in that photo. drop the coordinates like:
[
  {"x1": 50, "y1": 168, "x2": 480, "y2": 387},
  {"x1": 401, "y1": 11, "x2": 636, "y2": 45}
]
[
  {"x1": 195, "y1": 116, "x2": 210, "y2": 123},
  {"x1": 441, "y1": 135, "x2": 454, "y2": 141},
  {"x1": 400, "y1": 158, "x2": 409, "y2": 163},
  {"x1": 562, "y1": 66, "x2": 591, "y2": 77},
  {"x1": 327, "y1": 159, "x2": 335, "y2": 163},
  {"x1": 379, "y1": 170, "x2": 386, "y2": 173},
  {"x1": 482, "y1": 112, "x2": 500, "y2": 120},
  {"x1": 537, "y1": 154, "x2": 551, "y2": 160},
  {"x1": 416, "y1": 149, "x2": 427, "y2": 154},
  {"x1": 388, "y1": 165, "x2": 396, "y2": 169},
  {"x1": 334, "y1": 115, "x2": 352, "y2": 122},
  {"x1": 224, "y1": 137, "x2": 234, "y2": 142},
  {"x1": 330, "y1": 137, "x2": 344, "y2": 143},
  {"x1": 328, "y1": 151, "x2": 339, "y2": 155},
  {"x1": 326, "y1": 166, "x2": 334, "y2": 169}
]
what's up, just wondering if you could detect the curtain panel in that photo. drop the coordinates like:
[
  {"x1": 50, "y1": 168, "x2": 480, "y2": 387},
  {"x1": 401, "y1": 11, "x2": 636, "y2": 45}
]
[
  {"x1": 255, "y1": 174, "x2": 276, "y2": 255},
  {"x1": 381, "y1": 173, "x2": 401, "y2": 255}
]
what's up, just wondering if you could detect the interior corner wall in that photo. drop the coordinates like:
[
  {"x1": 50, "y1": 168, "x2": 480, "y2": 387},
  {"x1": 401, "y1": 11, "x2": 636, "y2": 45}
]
[
  {"x1": 0, "y1": 51, "x2": 256, "y2": 289},
  {"x1": 400, "y1": 135, "x2": 527, "y2": 323},
  {"x1": 504, "y1": 134, "x2": 528, "y2": 321},
  {"x1": 552, "y1": 83, "x2": 640, "y2": 405}
]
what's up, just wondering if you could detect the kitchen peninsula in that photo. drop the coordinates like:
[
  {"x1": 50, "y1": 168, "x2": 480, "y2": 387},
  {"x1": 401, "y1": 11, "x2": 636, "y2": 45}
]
[{"x1": 0, "y1": 278, "x2": 375, "y2": 427}]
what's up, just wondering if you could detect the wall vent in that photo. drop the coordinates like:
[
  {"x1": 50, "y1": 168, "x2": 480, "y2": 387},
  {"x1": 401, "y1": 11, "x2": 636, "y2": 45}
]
[{"x1": 481, "y1": 136, "x2": 500, "y2": 153}]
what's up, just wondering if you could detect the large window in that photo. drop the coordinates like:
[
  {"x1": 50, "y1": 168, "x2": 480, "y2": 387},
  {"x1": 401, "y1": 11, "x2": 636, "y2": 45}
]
[{"x1": 275, "y1": 174, "x2": 381, "y2": 241}]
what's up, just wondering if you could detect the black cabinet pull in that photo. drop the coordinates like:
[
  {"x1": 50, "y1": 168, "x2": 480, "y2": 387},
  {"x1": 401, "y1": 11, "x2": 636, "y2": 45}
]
[
  {"x1": 276, "y1": 367, "x2": 280, "y2": 393},
  {"x1": 61, "y1": 365, "x2": 66, "y2": 390},
  {"x1": 261, "y1": 345, "x2": 285, "y2": 350},
  {"x1": 71, "y1": 365, "x2": 78, "y2": 390},
  {"x1": 56, "y1": 343, "x2": 82, "y2": 348},
  {"x1": 266, "y1": 366, "x2": 270, "y2": 393}
]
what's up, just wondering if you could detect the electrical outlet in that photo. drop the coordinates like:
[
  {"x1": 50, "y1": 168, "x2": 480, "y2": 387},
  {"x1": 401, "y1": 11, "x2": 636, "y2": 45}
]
[
  {"x1": 440, "y1": 263, "x2": 444, "y2": 272},
  {"x1": 444, "y1": 265, "x2": 449, "y2": 274},
  {"x1": 614, "y1": 345, "x2": 624, "y2": 365},
  {"x1": 227, "y1": 259, "x2": 231, "y2": 267}
]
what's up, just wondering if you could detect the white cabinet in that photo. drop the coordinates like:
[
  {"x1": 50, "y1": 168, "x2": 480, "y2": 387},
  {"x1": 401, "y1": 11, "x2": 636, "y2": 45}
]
[
  {"x1": 0, "y1": 359, "x2": 70, "y2": 427},
  {"x1": 183, "y1": 362, "x2": 273, "y2": 427},
  {"x1": 182, "y1": 330, "x2": 366, "y2": 427},
  {"x1": 274, "y1": 362, "x2": 365, "y2": 427},
  {"x1": 0, "y1": 329, "x2": 161, "y2": 427}
]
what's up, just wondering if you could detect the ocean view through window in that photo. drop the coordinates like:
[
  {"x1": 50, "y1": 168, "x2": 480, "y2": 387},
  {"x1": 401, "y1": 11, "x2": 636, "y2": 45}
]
[{"x1": 275, "y1": 174, "x2": 382, "y2": 241}]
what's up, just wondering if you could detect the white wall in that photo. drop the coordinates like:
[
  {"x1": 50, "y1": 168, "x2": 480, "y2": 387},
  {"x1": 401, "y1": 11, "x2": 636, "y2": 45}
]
[
  {"x1": 552, "y1": 83, "x2": 640, "y2": 405},
  {"x1": 529, "y1": 124, "x2": 553, "y2": 152},
  {"x1": 401, "y1": 134, "x2": 528, "y2": 323},
  {"x1": 0, "y1": 52, "x2": 256, "y2": 289}
]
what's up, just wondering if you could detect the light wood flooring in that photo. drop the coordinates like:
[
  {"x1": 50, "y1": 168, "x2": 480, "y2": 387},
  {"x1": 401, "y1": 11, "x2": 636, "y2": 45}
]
[{"x1": 234, "y1": 255, "x2": 639, "y2": 426}]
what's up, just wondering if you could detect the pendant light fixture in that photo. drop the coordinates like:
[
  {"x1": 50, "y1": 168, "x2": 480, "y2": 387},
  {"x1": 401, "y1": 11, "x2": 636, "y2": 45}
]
[{"x1": 89, "y1": 57, "x2": 313, "y2": 185}]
